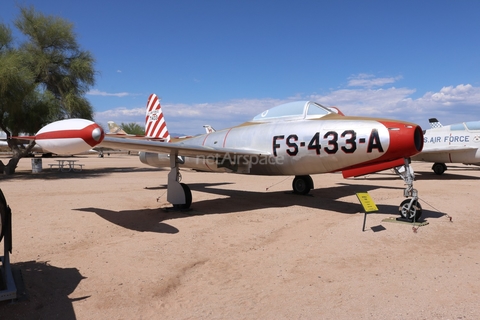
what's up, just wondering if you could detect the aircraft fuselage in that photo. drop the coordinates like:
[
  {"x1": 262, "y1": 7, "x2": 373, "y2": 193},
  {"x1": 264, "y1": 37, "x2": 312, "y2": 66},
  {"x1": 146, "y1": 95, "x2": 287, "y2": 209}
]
[
  {"x1": 140, "y1": 116, "x2": 422, "y2": 176},
  {"x1": 413, "y1": 122, "x2": 480, "y2": 165}
]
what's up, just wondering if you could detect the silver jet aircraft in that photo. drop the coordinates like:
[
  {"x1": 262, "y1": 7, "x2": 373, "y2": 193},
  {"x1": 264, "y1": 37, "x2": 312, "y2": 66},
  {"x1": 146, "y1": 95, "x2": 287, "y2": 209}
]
[
  {"x1": 101, "y1": 94, "x2": 423, "y2": 219},
  {"x1": 24, "y1": 94, "x2": 425, "y2": 221},
  {"x1": 413, "y1": 118, "x2": 480, "y2": 174}
]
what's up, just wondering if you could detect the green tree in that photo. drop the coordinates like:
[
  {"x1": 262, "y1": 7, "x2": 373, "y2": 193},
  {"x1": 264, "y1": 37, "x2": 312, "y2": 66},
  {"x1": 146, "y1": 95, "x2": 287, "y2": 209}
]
[
  {"x1": 0, "y1": 6, "x2": 95, "y2": 174},
  {"x1": 121, "y1": 122, "x2": 145, "y2": 135}
]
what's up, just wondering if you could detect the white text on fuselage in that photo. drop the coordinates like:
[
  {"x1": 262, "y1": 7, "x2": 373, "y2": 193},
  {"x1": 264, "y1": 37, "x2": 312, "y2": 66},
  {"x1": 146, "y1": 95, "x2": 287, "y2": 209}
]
[
  {"x1": 424, "y1": 135, "x2": 470, "y2": 144},
  {"x1": 272, "y1": 129, "x2": 384, "y2": 157}
]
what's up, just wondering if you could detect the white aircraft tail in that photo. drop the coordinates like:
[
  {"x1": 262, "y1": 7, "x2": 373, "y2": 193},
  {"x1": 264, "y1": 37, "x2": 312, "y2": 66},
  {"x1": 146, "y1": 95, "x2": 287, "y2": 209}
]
[
  {"x1": 107, "y1": 121, "x2": 128, "y2": 135},
  {"x1": 428, "y1": 118, "x2": 443, "y2": 129},
  {"x1": 145, "y1": 94, "x2": 170, "y2": 142},
  {"x1": 203, "y1": 125, "x2": 216, "y2": 133}
]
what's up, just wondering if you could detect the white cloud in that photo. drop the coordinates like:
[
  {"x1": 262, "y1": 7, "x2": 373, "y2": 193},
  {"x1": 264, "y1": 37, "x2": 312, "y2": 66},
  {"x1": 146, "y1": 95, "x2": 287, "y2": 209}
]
[
  {"x1": 348, "y1": 73, "x2": 402, "y2": 88},
  {"x1": 93, "y1": 77, "x2": 480, "y2": 135},
  {"x1": 422, "y1": 84, "x2": 480, "y2": 105},
  {"x1": 162, "y1": 98, "x2": 289, "y2": 120},
  {"x1": 95, "y1": 107, "x2": 144, "y2": 118},
  {"x1": 87, "y1": 89, "x2": 130, "y2": 97}
]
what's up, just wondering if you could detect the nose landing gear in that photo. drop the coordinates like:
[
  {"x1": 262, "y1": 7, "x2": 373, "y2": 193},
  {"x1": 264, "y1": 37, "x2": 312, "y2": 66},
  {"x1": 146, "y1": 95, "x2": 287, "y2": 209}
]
[{"x1": 394, "y1": 158, "x2": 422, "y2": 222}]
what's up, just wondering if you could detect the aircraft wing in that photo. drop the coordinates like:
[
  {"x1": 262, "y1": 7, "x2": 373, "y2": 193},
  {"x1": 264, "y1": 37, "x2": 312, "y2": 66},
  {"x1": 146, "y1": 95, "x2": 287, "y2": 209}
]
[
  {"x1": 105, "y1": 133, "x2": 167, "y2": 141},
  {"x1": 100, "y1": 136, "x2": 270, "y2": 158},
  {"x1": 421, "y1": 145, "x2": 478, "y2": 153}
]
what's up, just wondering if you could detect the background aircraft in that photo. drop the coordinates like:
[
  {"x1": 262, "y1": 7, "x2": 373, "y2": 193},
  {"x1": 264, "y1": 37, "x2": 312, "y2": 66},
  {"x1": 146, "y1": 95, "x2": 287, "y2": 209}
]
[
  {"x1": 25, "y1": 94, "x2": 425, "y2": 221},
  {"x1": 413, "y1": 118, "x2": 480, "y2": 174},
  {"x1": 0, "y1": 131, "x2": 53, "y2": 156},
  {"x1": 1, "y1": 130, "x2": 103, "y2": 157}
]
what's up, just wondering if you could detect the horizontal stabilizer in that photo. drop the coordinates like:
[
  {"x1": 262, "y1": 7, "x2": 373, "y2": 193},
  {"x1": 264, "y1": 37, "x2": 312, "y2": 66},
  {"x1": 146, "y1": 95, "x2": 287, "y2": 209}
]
[{"x1": 342, "y1": 158, "x2": 406, "y2": 178}]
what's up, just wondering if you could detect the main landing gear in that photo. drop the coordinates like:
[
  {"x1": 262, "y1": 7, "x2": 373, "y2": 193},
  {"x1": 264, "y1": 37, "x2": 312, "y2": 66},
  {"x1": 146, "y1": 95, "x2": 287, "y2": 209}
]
[
  {"x1": 292, "y1": 175, "x2": 314, "y2": 195},
  {"x1": 394, "y1": 158, "x2": 422, "y2": 222},
  {"x1": 166, "y1": 151, "x2": 191, "y2": 210},
  {"x1": 432, "y1": 162, "x2": 447, "y2": 175}
]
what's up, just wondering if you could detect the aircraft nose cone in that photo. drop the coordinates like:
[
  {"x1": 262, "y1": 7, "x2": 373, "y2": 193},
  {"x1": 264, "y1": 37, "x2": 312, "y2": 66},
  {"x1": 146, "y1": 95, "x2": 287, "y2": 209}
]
[{"x1": 92, "y1": 127, "x2": 103, "y2": 142}]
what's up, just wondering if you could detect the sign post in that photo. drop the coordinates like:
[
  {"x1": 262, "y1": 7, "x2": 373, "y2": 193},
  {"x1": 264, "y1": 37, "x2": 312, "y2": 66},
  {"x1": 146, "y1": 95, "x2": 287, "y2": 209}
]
[{"x1": 356, "y1": 192, "x2": 379, "y2": 232}]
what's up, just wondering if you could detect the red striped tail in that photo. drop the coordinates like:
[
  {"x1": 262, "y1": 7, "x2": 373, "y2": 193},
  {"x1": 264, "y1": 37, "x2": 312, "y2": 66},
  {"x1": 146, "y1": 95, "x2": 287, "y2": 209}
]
[{"x1": 145, "y1": 94, "x2": 170, "y2": 142}]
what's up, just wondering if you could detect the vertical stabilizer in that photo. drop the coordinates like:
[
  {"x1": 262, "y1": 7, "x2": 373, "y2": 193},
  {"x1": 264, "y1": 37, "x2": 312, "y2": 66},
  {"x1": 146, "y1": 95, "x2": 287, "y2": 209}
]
[
  {"x1": 428, "y1": 118, "x2": 443, "y2": 129},
  {"x1": 145, "y1": 94, "x2": 171, "y2": 141},
  {"x1": 203, "y1": 125, "x2": 216, "y2": 133},
  {"x1": 107, "y1": 121, "x2": 128, "y2": 134}
]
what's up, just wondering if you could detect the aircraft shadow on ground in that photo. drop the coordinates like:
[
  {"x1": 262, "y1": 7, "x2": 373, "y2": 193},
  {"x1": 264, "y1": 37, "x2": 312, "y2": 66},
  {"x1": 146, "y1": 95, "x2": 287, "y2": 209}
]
[
  {"x1": 355, "y1": 169, "x2": 480, "y2": 181},
  {"x1": 74, "y1": 207, "x2": 181, "y2": 234},
  {"x1": 74, "y1": 182, "x2": 442, "y2": 233},
  {"x1": 1, "y1": 166, "x2": 162, "y2": 181},
  {"x1": 414, "y1": 170, "x2": 480, "y2": 181},
  {"x1": 0, "y1": 260, "x2": 86, "y2": 319}
]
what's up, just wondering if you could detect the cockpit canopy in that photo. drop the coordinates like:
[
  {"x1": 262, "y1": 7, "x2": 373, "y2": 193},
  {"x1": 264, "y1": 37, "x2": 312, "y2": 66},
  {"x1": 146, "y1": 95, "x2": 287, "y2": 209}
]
[
  {"x1": 451, "y1": 121, "x2": 480, "y2": 131},
  {"x1": 252, "y1": 101, "x2": 332, "y2": 122}
]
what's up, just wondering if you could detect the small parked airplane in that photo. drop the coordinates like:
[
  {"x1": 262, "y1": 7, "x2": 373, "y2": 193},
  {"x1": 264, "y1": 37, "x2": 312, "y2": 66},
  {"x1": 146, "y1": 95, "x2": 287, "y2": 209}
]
[
  {"x1": 412, "y1": 118, "x2": 480, "y2": 174},
  {"x1": 23, "y1": 94, "x2": 425, "y2": 221}
]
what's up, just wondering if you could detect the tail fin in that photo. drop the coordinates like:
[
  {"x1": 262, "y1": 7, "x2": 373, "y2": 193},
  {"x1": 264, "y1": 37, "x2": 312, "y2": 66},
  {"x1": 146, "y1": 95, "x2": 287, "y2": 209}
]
[
  {"x1": 428, "y1": 118, "x2": 443, "y2": 129},
  {"x1": 145, "y1": 94, "x2": 170, "y2": 142},
  {"x1": 107, "y1": 121, "x2": 128, "y2": 135},
  {"x1": 203, "y1": 125, "x2": 216, "y2": 133}
]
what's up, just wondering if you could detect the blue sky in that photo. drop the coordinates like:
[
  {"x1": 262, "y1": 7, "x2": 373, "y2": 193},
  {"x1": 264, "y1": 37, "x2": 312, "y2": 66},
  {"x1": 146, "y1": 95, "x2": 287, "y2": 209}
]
[{"x1": 1, "y1": 1, "x2": 480, "y2": 135}]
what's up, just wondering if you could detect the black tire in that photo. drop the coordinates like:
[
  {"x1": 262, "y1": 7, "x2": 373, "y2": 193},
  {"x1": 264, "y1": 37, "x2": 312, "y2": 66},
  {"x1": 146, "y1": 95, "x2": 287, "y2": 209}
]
[
  {"x1": 399, "y1": 199, "x2": 422, "y2": 221},
  {"x1": 292, "y1": 175, "x2": 313, "y2": 195},
  {"x1": 0, "y1": 189, "x2": 6, "y2": 243},
  {"x1": 432, "y1": 163, "x2": 446, "y2": 175},
  {"x1": 179, "y1": 183, "x2": 192, "y2": 209}
]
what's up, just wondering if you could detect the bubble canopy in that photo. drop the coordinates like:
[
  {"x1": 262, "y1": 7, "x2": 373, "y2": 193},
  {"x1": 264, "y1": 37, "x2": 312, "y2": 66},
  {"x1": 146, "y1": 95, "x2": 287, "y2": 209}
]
[{"x1": 252, "y1": 101, "x2": 332, "y2": 122}]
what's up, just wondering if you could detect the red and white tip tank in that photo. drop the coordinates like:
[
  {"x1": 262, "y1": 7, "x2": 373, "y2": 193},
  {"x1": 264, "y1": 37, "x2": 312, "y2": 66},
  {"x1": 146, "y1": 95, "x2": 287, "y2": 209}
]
[{"x1": 34, "y1": 119, "x2": 104, "y2": 155}]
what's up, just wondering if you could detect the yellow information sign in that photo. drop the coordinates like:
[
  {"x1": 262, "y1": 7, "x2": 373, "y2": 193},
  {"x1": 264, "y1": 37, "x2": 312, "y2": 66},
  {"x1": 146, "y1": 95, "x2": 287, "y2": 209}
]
[{"x1": 356, "y1": 192, "x2": 379, "y2": 213}]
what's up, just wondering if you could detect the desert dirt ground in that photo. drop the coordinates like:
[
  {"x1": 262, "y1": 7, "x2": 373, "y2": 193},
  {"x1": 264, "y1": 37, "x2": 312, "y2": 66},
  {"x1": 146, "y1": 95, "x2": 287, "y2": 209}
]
[{"x1": 0, "y1": 153, "x2": 479, "y2": 319}]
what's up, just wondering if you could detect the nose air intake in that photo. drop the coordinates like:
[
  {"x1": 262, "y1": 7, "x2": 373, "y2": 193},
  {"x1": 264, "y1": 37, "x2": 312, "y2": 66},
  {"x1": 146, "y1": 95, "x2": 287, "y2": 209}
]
[
  {"x1": 413, "y1": 125, "x2": 424, "y2": 152},
  {"x1": 383, "y1": 121, "x2": 424, "y2": 160}
]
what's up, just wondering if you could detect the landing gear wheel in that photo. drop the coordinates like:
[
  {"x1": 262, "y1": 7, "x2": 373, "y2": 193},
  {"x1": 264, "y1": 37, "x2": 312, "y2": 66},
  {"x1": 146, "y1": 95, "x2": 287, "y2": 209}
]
[
  {"x1": 178, "y1": 183, "x2": 192, "y2": 209},
  {"x1": 292, "y1": 175, "x2": 313, "y2": 195},
  {"x1": 0, "y1": 191, "x2": 5, "y2": 243},
  {"x1": 432, "y1": 163, "x2": 446, "y2": 175},
  {"x1": 399, "y1": 199, "x2": 422, "y2": 222}
]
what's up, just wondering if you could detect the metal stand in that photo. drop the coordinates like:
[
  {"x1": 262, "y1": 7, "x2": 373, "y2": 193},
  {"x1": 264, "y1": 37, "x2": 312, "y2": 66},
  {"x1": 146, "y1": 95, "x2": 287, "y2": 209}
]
[
  {"x1": 0, "y1": 255, "x2": 16, "y2": 301},
  {"x1": 362, "y1": 211, "x2": 368, "y2": 232},
  {"x1": 0, "y1": 189, "x2": 16, "y2": 301}
]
